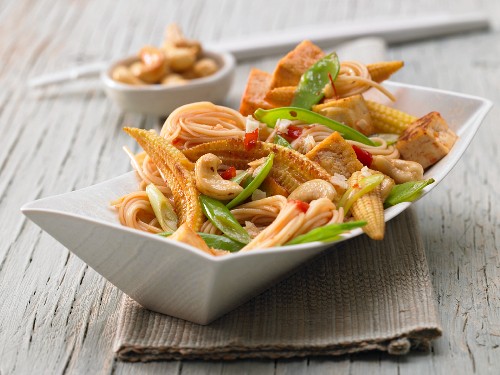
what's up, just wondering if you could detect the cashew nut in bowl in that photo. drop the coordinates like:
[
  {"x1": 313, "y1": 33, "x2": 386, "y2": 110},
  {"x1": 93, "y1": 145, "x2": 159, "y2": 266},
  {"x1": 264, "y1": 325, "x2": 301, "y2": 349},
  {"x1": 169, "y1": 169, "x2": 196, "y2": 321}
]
[
  {"x1": 111, "y1": 65, "x2": 145, "y2": 85},
  {"x1": 167, "y1": 47, "x2": 197, "y2": 73},
  {"x1": 371, "y1": 155, "x2": 423, "y2": 184},
  {"x1": 135, "y1": 46, "x2": 168, "y2": 83},
  {"x1": 288, "y1": 179, "x2": 337, "y2": 203},
  {"x1": 193, "y1": 58, "x2": 219, "y2": 78},
  {"x1": 110, "y1": 24, "x2": 220, "y2": 87},
  {"x1": 163, "y1": 23, "x2": 202, "y2": 56},
  {"x1": 129, "y1": 61, "x2": 144, "y2": 76},
  {"x1": 161, "y1": 74, "x2": 187, "y2": 86},
  {"x1": 195, "y1": 153, "x2": 243, "y2": 200},
  {"x1": 379, "y1": 174, "x2": 395, "y2": 202}
]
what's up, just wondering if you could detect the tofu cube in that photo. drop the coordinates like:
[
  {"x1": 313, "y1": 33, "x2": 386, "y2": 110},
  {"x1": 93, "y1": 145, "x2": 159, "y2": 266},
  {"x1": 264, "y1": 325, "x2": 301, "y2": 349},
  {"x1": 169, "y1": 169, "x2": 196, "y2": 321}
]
[
  {"x1": 396, "y1": 112, "x2": 457, "y2": 169},
  {"x1": 239, "y1": 68, "x2": 274, "y2": 116},
  {"x1": 269, "y1": 40, "x2": 325, "y2": 89},
  {"x1": 306, "y1": 132, "x2": 362, "y2": 180},
  {"x1": 169, "y1": 223, "x2": 212, "y2": 254}
]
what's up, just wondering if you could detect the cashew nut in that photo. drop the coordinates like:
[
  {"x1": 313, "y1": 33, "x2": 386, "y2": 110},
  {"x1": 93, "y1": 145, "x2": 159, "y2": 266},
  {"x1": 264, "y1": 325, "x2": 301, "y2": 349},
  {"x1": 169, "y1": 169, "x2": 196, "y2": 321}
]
[
  {"x1": 193, "y1": 58, "x2": 218, "y2": 77},
  {"x1": 135, "y1": 46, "x2": 168, "y2": 83},
  {"x1": 163, "y1": 23, "x2": 202, "y2": 56},
  {"x1": 379, "y1": 174, "x2": 395, "y2": 202},
  {"x1": 167, "y1": 47, "x2": 197, "y2": 72},
  {"x1": 111, "y1": 65, "x2": 145, "y2": 85},
  {"x1": 161, "y1": 73, "x2": 188, "y2": 86},
  {"x1": 371, "y1": 155, "x2": 423, "y2": 184},
  {"x1": 195, "y1": 153, "x2": 243, "y2": 200},
  {"x1": 288, "y1": 179, "x2": 337, "y2": 203},
  {"x1": 129, "y1": 61, "x2": 144, "y2": 77}
]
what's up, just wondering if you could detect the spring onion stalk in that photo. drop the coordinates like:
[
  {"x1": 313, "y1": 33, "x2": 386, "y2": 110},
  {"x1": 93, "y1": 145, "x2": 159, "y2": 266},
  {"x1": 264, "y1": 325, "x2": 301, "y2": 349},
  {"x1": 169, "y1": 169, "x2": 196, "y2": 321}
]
[
  {"x1": 254, "y1": 107, "x2": 375, "y2": 146},
  {"x1": 291, "y1": 52, "x2": 340, "y2": 110},
  {"x1": 338, "y1": 174, "x2": 384, "y2": 214},
  {"x1": 372, "y1": 133, "x2": 399, "y2": 146},
  {"x1": 286, "y1": 221, "x2": 367, "y2": 245},
  {"x1": 274, "y1": 134, "x2": 293, "y2": 148},
  {"x1": 226, "y1": 153, "x2": 275, "y2": 209},
  {"x1": 159, "y1": 232, "x2": 244, "y2": 252},
  {"x1": 231, "y1": 170, "x2": 250, "y2": 185},
  {"x1": 145, "y1": 183, "x2": 178, "y2": 232},
  {"x1": 384, "y1": 178, "x2": 435, "y2": 207},
  {"x1": 199, "y1": 195, "x2": 250, "y2": 244}
]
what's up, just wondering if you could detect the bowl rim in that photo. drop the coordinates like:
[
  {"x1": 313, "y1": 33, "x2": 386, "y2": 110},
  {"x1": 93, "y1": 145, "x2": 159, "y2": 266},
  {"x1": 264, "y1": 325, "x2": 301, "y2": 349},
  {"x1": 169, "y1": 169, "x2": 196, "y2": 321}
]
[{"x1": 100, "y1": 49, "x2": 236, "y2": 92}]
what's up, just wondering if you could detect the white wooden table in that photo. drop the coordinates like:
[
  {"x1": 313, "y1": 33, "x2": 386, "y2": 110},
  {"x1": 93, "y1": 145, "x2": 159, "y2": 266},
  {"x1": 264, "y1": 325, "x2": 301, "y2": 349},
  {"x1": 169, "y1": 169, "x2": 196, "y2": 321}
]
[{"x1": 1, "y1": 0, "x2": 499, "y2": 373}]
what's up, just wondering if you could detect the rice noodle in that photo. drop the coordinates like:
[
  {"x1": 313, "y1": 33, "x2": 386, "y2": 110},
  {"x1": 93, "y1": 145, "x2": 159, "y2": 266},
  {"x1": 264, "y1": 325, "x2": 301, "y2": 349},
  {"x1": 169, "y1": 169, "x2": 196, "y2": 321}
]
[
  {"x1": 111, "y1": 191, "x2": 162, "y2": 233},
  {"x1": 333, "y1": 61, "x2": 396, "y2": 101},
  {"x1": 294, "y1": 198, "x2": 344, "y2": 236},
  {"x1": 200, "y1": 195, "x2": 287, "y2": 234},
  {"x1": 160, "y1": 101, "x2": 246, "y2": 148},
  {"x1": 348, "y1": 137, "x2": 400, "y2": 159}
]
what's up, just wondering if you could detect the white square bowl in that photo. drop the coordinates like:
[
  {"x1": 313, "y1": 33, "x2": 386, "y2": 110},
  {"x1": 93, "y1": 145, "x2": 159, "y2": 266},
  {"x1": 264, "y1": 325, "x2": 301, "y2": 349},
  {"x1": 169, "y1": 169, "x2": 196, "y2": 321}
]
[{"x1": 21, "y1": 82, "x2": 492, "y2": 325}]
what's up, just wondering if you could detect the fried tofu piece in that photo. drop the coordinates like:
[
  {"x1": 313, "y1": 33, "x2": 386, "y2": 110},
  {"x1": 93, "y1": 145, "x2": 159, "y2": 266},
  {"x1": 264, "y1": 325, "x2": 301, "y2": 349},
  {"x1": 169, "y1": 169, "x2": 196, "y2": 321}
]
[
  {"x1": 168, "y1": 223, "x2": 214, "y2": 255},
  {"x1": 264, "y1": 86, "x2": 295, "y2": 107},
  {"x1": 269, "y1": 40, "x2": 325, "y2": 89},
  {"x1": 313, "y1": 95, "x2": 375, "y2": 136},
  {"x1": 306, "y1": 132, "x2": 362, "y2": 180},
  {"x1": 396, "y1": 112, "x2": 457, "y2": 169},
  {"x1": 239, "y1": 68, "x2": 275, "y2": 116}
]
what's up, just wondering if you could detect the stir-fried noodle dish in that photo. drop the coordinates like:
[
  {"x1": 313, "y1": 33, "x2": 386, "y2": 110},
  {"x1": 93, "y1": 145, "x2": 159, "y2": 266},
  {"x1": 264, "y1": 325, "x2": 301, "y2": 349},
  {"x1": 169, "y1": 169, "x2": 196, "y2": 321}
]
[{"x1": 112, "y1": 40, "x2": 458, "y2": 256}]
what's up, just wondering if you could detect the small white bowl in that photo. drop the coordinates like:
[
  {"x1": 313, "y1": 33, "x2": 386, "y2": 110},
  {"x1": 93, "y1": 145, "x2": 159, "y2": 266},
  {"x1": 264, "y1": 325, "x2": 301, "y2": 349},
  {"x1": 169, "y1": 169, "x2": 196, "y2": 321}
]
[{"x1": 101, "y1": 50, "x2": 235, "y2": 116}]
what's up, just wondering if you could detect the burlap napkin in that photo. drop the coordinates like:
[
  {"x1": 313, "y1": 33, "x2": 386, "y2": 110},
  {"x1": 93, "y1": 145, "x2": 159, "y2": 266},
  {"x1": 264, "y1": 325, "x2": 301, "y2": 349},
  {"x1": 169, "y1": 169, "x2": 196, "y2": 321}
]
[{"x1": 114, "y1": 208, "x2": 441, "y2": 361}]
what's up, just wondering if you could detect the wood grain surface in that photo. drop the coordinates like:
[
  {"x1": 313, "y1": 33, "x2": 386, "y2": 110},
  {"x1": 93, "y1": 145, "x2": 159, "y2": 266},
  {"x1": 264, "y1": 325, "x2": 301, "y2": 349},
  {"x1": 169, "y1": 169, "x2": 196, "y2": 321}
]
[{"x1": 0, "y1": 0, "x2": 498, "y2": 374}]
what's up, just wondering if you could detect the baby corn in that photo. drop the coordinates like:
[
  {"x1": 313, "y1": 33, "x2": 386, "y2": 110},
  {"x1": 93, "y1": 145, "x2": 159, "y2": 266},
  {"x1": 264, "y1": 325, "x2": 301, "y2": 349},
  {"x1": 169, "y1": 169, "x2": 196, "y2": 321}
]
[
  {"x1": 306, "y1": 132, "x2": 362, "y2": 180},
  {"x1": 366, "y1": 61, "x2": 404, "y2": 83},
  {"x1": 346, "y1": 170, "x2": 385, "y2": 240},
  {"x1": 124, "y1": 127, "x2": 204, "y2": 231},
  {"x1": 366, "y1": 100, "x2": 417, "y2": 134},
  {"x1": 182, "y1": 139, "x2": 336, "y2": 195}
]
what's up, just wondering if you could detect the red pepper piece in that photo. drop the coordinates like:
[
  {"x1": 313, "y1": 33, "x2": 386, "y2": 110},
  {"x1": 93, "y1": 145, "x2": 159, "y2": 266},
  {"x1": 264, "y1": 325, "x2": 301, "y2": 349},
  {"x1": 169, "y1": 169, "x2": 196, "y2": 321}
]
[
  {"x1": 286, "y1": 125, "x2": 303, "y2": 140},
  {"x1": 244, "y1": 129, "x2": 259, "y2": 151},
  {"x1": 289, "y1": 199, "x2": 310, "y2": 213},
  {"x1": 352, "y1": 144, "x2": 373, "y2": 167},
  {"x1": 219, "y1": 166, "x2": 237, "y2": 180}
]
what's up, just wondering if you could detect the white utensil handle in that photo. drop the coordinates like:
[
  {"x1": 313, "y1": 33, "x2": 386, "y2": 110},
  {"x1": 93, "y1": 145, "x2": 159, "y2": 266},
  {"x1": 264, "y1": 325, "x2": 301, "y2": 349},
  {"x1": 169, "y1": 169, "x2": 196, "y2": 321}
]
[
  {"x1": 28, "y1": 62, "x2": 107, "y2": 88},
  {"x1": 207, "y1": 12, "x2": 489, "y2": 60}
]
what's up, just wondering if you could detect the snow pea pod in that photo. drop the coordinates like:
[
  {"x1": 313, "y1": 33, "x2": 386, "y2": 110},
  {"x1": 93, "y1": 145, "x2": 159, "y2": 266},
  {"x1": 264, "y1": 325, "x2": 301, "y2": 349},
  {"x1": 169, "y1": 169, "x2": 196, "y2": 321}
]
[
  {"x1": 231, "y1": 170, "x2": 251, "y2": 185},
  {"x1": 226, "y1": 153, "x2": 275, "y2": 209},
  {"x1": 291, "y1": 52, "x2": 340, "y2": 110},
  {"x1": 254, "y1": 107, "x2": 375, "y2": 146},
  {"x1": 159, "y1": 231, "x2": 244, "y2": 252},
  {"x1": 384, "y1": 178, "x2": 435, "y2": 207},
  {"x1": 199, "y1": 195, "x2": 251, "y2": 244},
  {"x1": 286, "y1": 221, "x2": 366, "y2": 245}
]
